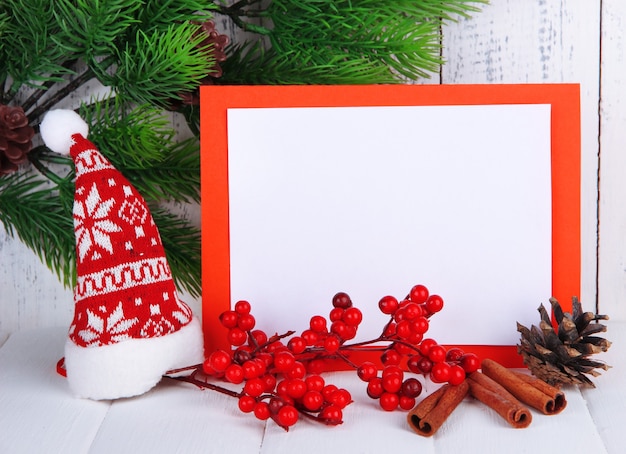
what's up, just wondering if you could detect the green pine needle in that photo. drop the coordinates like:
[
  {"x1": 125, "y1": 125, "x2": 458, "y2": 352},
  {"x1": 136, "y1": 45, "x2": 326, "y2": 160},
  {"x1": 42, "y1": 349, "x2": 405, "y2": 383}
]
[
  {"x1": 113, "y1": 22, "x2": 217, "y2": 107},
  {"x1": 81, "y1": 97, "x2": 200, "y2": 203},
  {"x1": 0, "y1": 172, "x2": 75, "y2": 288},
  {"x1": 151, "y1": 206, "x2": 202, "y2": 298}
]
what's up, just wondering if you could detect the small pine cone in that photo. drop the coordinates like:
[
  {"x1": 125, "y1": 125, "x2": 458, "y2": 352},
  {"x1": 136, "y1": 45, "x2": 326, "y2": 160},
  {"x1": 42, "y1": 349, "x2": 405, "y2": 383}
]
[
  {"x1": 0, "y1": 104, "x2": 35, "y2": 176},
  {"x1": 517, "y1": 297, "x2": 611, "y2": 388}
]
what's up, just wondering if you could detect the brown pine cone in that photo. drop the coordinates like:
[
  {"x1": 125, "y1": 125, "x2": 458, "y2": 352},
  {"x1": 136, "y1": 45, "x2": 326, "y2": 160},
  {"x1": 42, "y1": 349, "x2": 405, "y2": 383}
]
[{"x1": 0, "y1": 104, "x2": 35, "y2": 175}]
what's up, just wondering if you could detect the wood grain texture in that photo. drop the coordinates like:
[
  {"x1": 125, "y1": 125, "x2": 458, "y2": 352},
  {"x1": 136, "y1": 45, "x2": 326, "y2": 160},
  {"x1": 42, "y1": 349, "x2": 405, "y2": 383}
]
[
  {"x1": 598, "y1": 0, "x2": 626, "y2": 320},
  {"x1": 0, "y1": 327, "x2": 111, "y2": 454},
  {"x1": 1, "y1": 327, "x2": 621, "y2": 453}
]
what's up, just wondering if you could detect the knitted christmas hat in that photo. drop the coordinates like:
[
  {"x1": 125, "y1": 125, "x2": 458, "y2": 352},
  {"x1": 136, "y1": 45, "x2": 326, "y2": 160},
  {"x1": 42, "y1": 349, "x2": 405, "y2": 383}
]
[{"x1": 40, "y1": 110, "x2": 204, "y2": 400}]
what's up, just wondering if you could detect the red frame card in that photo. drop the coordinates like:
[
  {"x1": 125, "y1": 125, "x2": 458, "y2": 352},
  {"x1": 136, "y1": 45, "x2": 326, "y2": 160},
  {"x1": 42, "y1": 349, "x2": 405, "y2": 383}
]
[{"x1": 199, "y1": 84, "x2": 580, "y2": 367}]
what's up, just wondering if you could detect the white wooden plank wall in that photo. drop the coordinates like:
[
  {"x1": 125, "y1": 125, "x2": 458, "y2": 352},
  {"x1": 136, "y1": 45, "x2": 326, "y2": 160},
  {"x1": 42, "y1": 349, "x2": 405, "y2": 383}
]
[{"x1": 1, "y1": 1, "x2": 625, "y2": 342}]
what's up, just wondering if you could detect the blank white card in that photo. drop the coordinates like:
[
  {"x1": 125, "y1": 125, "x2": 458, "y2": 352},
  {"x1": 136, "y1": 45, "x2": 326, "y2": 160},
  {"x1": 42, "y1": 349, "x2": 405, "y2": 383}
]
[{"x1": 227, "y1": 104, "x2": 552, "y2": 345}]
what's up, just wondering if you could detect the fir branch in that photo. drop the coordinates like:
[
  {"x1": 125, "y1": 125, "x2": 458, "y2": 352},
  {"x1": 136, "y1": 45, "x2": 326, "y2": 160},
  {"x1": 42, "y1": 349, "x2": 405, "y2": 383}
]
[
  {"x1": 82, "y1": 98, "x2": 200, "y2": 203},
  {"x1": 113, "y1": 22, "x2": 217, "y2": 108},
  {"x1": 0, "y1": 172, "x2": 75, "y2": 288},
  {"x1": 1, "y1": 0, "x2": 72, "y2": 93},
  {"x1": 151, "y1": 206, "x2": 202, "y2": 298},
  {"x1": 219, "y1": 42, "x2": 397, "y2": 85},
  {"x1": 135, "y1": 0, "x2": 216, "y2": 31},
  {"x1": 51, "y1": 0, "x2": 141, "y2": 62}
]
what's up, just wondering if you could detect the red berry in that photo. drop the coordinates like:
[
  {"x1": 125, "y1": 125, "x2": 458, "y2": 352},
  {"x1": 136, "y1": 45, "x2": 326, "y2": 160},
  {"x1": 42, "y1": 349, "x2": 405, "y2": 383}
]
[
  {"x1": 415, "y1": 356, "x2": 433, "y2": 374},
  {"x1": 234, "y1": 300, "x2": 251, "y2": 314},
  {"x1": 247, "y1": 329, "x2": 266, "y2": 347},
  {"x1": 410, "y1": 316, "x2": 429, "y2": 335},
  {"x1": 254, "y1": 402, "x2": 271, "y2": 420},
  {"x1": 329, "y1": 307, "x2": 344, "y2": 322},
  {"x1": 366, "y1": 377, "x2": 384, "y2": 398},
  {"x1": 382, "y1": 365, "x2": 404, "y2": 380},
  {"x1": 406, "y1": 355, "x2": 422, "y2": 374},
  {"x1": 395, "y1": 320, "x2": 412, "y2": 339},
  {"x1": 332, "y1": 292, "x2": 352, "y2": 309},
  {"x1": 428, "y1": 345, "x2": 447, "y2": 363},
  {"x1": 285, "y1": 361, "x2": 306, "y2": 380},
  {"x1": 287, "y1": 336, "x2": 306, "y2": 354},
  {"x1": 242, "y1": 360, "x2": 261, "y2": 379},
  {"x1": 321, "y1": 384, "x2": 338, "y2": 401},
  {"x1": 328, "y1": 388, "x2": 352, "y2": 409},
  {"x1": 273, "y1": 351, "x2": 296, "y2": 373},
  {"x1": 276, "y1": 405, "x2": 299, "y2": 427},
  {"x1": 379, "y1": 392, "x2": 399, "y2": 411},
  {"x1": 233, "y1": 347, "x2": 252, "y2": 364},
  {"x1": 448, "y1": 364, "x2": 466, "y2": 386},
  {"x1": 378, "y1": 295, "x2": 399, "y2": 315},
  {"x1": 324, "y1": 334, "x2": 341, "y2": 353},
  {"x1": 446, "y1": 347, "x2": 465, "y2": 363},
  {"x1": 403, "y1": 303, "x2": 422, "y2": 320},
  {"x1": 305, "y1": 374, "x2": 325, "y2": 392},
  {"x1": 202, "y1": 359, "x2": 216, "y2": 375},
  {"x1": 383, "y1": 322, "x2": 397, "y2": 337},
  {"x1": 208, "y1": 350, "x2": 231, "y2": 372},
  {"x1": 219, "y1": 310, "x2": 239, "y2": 328},
  {"x1": 430, "y1": 362, "x2": 451, "y2": 383},
  {"x1": 301, "y1": 329, "x2": 318, "y2": 346},
  {"x1": 302, "y1": 391, "x2": 324, "y2": 411},
  {"x1": 309, "y1": 315, "x2": 328, "y2": 333},
  {"x1": 225, "y1": 364, "x2": 245, "y2": 384},
  {"x1": 330, "y1": 320, "x2": 350, "y2": 339},
  {"x1": 238, "y1": 313, "x2": 256, "y2": 331},
  {"x1": 408, "y1": 332, "x2": 424, "y2": 345},
  {"x1": 268, "y1": 397, "x2": 284, "y2": 415},
  {"x1": 342, "y1": 307, "x2": 363, "y2": 326},
  {"x1": 400, "y1": 377, "x2": 423, "y2": 398},
  {"x1": 419, "y1": 338, "x2": 438, "y2": 356},
  {"x1": 381, "y1": 349, "x2": 401, "y2": 366},
  {"x1": 238, "y1": 395, "x2": 256, "y2": 413},
  {"x1": 357, "y1": 362, "x2": 378, "y2": 382},
  {"x1": 244, "y1": 378, "x2": 265, "y2": 397},
  {"x1": 227, "y1": 328, "x2": 247, "y2": 346},
  {"x1": 399, "y1": 395, "x2": 417, "y2": 411},
  {"x1": 409, "y1": 285, "x2": 429, "y2": 304},
  {"x1": 382, "y1": 373, "x2": 403, "y2": 393},
  {"x1": 426, "y1": 295, "x2": 444, "y2": 314},
  {"x1": 460, "y1": 353, "x2": 480, "y2": 373},
  {"x1": 261, "y1": 374, "x2": 277, "y2": 392},
  {"x1": 319, "y1": 405, "x2": 343, "y2": 425},
  {"x1": 286, "y1": 378, "x2": 307, "y2": 399}
]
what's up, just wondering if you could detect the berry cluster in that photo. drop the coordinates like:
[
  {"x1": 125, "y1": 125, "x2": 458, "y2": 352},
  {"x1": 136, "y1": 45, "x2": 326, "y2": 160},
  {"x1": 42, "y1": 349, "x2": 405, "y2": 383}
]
[
  {"x1": 202, "y1": 298, "x2": 354, "y2": 430},
  {"x1": 174, "y1": 284, "x2": 479, "y2": 429},
  {"x1": 354, "y1": 285, "x2": 479, "y2": 411}
]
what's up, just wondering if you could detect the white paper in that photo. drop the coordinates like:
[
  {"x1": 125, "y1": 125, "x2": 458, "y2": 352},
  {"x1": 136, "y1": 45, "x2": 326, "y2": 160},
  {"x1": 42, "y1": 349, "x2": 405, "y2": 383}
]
[{"x1": 226, "y1": 104, "x2": 552, "y2": 345}]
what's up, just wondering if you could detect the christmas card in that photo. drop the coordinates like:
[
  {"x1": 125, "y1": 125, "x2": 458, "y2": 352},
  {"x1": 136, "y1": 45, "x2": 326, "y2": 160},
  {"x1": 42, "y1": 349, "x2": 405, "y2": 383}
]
[{"x1": 200, "y1": 84, "x2": 580, "y2": 366}]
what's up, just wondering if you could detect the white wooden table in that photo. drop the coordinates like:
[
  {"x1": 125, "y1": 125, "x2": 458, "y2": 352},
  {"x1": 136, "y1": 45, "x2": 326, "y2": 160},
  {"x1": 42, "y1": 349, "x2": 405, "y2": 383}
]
[{"x1": 1, "y1": 323, "x2": 623, "y2": 454}]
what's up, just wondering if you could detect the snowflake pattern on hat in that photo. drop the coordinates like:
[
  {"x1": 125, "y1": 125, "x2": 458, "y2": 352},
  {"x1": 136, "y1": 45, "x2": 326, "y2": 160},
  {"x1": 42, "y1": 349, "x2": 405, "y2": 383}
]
[{"x1": 68, "y1": 133, "x2": 193, "y2": 348}]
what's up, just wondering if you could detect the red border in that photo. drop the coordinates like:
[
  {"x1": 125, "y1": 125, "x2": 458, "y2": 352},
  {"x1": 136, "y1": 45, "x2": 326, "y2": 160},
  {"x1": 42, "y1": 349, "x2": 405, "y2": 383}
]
[{"x1": 200, "y1": 84, "x2": 581, "y2": 368}]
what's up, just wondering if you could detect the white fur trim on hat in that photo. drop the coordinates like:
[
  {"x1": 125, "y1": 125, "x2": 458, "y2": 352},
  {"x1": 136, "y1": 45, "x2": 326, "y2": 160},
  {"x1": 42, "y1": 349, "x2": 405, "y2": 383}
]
[
  {"x1": 40, "y1": 109, "x2": 89, "y2": 155},
  {"x1": 64, "y1": 316, "x2": 204, "y2": 400}
]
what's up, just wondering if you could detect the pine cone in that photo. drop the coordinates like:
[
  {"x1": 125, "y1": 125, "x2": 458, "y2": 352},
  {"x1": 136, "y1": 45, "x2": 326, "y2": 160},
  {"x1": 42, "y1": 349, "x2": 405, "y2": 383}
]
[
  {"x1": 517, "y1": 297, "x2": 611, "y2": 388},
  {"x1": 0, "y1": 104, "x2": 35, "y2": 176}
]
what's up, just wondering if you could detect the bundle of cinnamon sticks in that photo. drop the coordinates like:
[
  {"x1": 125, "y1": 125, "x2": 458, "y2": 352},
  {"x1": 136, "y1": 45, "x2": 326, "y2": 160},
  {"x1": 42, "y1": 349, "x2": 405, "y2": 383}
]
[{"x1": 407, "y1": 358, "x2": 567, "y2": 436}]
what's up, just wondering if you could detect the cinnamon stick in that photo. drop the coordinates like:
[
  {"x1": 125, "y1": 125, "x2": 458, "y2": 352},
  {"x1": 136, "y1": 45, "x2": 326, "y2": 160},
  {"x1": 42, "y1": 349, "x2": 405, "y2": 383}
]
[
  {"x1": 467, "y1": 371, "x2": 532, "y2": 428},
  {"x1": 407, "y1": 381, "x2": 469, "y2": 437},
  {"x1": 480, "y1": 358, "x2": 566, "y2": 415}
]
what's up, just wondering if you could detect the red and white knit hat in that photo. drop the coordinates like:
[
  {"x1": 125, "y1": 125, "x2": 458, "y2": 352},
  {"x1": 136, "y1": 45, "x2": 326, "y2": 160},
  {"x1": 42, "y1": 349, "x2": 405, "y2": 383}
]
[{"x1": 40, "y1": 110, "x2": 204, "y2": 400}]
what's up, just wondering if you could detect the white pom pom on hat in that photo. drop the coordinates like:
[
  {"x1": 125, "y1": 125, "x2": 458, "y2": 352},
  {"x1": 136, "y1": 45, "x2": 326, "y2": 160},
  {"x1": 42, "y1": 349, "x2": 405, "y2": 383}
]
[{"x1": 40, "y1": 109, "x2": 89, "y2": 154}]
